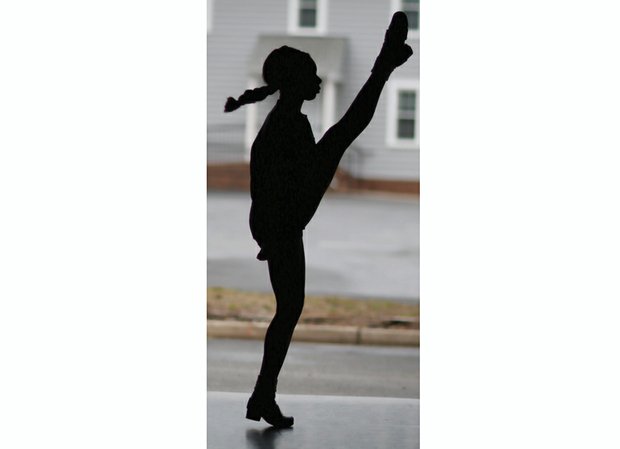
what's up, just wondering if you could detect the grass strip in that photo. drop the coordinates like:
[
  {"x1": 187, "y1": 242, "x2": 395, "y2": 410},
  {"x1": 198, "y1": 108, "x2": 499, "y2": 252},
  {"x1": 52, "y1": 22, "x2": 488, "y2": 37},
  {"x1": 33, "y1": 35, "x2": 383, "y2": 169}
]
[{"x1": 207, "y1": 287, "x2": 419, "y2": 329}]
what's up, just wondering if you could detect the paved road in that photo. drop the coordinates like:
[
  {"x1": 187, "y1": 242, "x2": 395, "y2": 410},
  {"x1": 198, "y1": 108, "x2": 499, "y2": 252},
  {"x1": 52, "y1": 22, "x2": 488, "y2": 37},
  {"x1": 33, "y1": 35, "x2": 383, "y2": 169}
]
[
  {"x1": 207, "y1": 338, "x2": 419, "y2": 399},
  {"x1": 207, "y1": 191, "x2": 419, "y2": 302}
]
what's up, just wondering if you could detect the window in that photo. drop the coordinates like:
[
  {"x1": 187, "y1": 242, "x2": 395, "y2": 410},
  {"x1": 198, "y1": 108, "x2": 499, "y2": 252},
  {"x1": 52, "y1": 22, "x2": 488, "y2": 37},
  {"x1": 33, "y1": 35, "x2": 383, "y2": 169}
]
[
  {"x1": 386, "y1": 80, "x2": 419, "y2": 149},
  {"x1": 288, "y1": 0, "x2": 327, "y2": 35},
  {"x1": 299, "y1": 0, "x2": 317, "y2": 28},
  {"x1": 397, "y1": 91, "x2": 416, "y2": 139}
]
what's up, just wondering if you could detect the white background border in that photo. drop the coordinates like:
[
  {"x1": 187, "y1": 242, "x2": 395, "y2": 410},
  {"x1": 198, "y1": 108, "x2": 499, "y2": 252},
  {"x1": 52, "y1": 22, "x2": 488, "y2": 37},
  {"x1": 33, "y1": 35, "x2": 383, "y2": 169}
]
[
  {"x1": 2, "y1": 0, "x2": 620, "y2": 448},
  {"x1": 421, "y1": 0, "x2": 620, "y2": 447},
  {"x1": 0, "y1": 1, "x2": 206, "y2": 447}
]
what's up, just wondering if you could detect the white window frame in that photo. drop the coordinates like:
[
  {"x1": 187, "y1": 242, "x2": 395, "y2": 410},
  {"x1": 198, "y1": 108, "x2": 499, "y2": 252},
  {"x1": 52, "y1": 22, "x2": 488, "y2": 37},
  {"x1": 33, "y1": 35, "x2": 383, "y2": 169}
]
[
  {"x1": 391, "y1": 0, "x2": 419, "y2": 40},
  {"x1": 386, "y1": 79, "x2": 419, "y2": 149},
  {"x1": 207, "y1": 0, "x2": 213, "y2": 33},
  {"x1": 288, "y1": 0, "x2": 328, "y2": 35}
]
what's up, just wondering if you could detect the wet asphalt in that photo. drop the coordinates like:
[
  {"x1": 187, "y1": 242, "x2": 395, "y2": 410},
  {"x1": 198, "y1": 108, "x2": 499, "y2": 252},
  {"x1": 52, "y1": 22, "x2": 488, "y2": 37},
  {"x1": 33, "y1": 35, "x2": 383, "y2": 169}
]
[
  {"x1": 207, "y1": 338, "x2": 419, "y2": 399},
  {"x1": 207, "y1": 191, "x2": 419, "y2": 303}
]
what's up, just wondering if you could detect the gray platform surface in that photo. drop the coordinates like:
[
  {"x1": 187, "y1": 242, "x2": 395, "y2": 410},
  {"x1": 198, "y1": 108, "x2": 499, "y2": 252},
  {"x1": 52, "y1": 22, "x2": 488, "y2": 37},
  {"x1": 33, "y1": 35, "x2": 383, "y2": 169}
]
[{"x1": 208, "y1": 391, "x2": 419, "y2": 449}]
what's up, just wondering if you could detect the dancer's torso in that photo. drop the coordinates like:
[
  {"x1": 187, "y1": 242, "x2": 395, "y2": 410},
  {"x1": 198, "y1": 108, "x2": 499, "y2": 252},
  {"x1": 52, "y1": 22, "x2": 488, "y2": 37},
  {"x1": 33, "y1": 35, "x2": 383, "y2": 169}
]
[{"x1": 249, "y1": 104, "x2": 317, "y2": 247}]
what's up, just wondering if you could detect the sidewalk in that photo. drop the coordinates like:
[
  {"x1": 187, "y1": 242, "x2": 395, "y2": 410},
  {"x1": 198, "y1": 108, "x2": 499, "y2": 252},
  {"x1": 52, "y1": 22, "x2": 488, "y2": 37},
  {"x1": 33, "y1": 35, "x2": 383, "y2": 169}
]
[{"x1": 208, "y1": 391, "x2": 419, "y2": 449}]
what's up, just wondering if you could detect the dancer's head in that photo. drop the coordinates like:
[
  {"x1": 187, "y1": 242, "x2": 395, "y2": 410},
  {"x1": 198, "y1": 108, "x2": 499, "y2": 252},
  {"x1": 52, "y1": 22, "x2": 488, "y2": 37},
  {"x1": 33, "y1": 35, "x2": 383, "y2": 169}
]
[{"x1": 224, "y1": 46, "x2": 322, "y2": 112}]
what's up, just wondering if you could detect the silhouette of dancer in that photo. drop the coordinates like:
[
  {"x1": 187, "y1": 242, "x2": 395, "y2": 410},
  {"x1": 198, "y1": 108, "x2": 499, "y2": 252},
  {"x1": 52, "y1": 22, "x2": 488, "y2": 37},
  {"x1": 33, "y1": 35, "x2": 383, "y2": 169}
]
[{"x1": 224, "y1": 12, "x2": 413, "y2": 428}]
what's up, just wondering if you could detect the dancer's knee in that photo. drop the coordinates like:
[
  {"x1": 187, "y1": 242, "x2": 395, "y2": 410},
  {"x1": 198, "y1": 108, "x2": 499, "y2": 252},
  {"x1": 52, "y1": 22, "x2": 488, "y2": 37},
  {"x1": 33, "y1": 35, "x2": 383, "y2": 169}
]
[{"x1": 275, "y1": 295, "x2": 304, "y2": 322}]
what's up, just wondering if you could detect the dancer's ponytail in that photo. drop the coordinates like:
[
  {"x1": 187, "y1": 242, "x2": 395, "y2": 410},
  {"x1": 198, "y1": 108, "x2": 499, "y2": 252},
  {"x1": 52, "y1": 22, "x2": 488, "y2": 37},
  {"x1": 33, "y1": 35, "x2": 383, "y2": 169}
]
[{"x1": 224, "y1": 85, "x2": 278, "y2": 112}]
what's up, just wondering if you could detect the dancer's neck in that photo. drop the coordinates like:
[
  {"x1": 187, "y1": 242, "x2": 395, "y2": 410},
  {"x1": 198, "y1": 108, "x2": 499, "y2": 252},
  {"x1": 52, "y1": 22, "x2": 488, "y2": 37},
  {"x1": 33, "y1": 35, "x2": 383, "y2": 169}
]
[{"x1": 276, "y1": 94, "x2": 304, "y2": 114}]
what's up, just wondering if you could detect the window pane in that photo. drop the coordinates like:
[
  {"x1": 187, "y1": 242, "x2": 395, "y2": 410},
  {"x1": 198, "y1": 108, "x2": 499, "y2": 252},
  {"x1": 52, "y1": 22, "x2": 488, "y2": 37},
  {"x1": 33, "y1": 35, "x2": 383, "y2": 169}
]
[
  {"x1": 406, "y1": 11, "x2": 419, "y2": 29},
  {"x1": 398, "y1": 119, "x2": 415, "y2": 139},
  {"x1": 398, "y1": 91, "x2": 416, "y2": 112},
  {"x1": 299, "y1": 0, "x2": 317, "y2": 28},
  {"x1": 299, "y1": 8, "x2": 317, "y2": 27},
  {"x1": 402, "y1": 0, "x2": 419, "y2": 10},
  {"x1": 402, "y1": 0, "x2": 419, "y2": 30}
]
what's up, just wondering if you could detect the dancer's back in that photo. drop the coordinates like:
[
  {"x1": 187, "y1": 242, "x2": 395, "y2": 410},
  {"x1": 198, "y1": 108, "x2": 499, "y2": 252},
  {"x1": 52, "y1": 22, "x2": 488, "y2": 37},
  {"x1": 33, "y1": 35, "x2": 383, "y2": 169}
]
[{"x1": 250, "y1": 101, "x2": 317, "y2": 257}]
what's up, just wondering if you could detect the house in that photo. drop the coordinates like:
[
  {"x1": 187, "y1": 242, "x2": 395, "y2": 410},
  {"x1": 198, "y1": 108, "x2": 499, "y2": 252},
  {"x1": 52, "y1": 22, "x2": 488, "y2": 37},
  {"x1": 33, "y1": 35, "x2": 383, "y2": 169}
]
[{"x1": 207, "y1": 0, "x2": 419, "y2": 194}]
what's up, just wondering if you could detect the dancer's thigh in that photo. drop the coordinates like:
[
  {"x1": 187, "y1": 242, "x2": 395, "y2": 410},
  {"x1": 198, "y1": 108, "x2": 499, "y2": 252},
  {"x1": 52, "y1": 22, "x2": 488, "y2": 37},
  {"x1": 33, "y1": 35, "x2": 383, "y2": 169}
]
[{"x1": 267, "y1": 237, "x2": 305, "y2": 305}]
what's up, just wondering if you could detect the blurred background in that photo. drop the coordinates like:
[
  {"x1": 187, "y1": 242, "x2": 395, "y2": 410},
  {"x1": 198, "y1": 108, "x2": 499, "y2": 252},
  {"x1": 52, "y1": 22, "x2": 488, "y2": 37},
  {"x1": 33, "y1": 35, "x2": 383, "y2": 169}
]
[{"x1": 207, "y1": 0, "x2": 420, "y2": 404}]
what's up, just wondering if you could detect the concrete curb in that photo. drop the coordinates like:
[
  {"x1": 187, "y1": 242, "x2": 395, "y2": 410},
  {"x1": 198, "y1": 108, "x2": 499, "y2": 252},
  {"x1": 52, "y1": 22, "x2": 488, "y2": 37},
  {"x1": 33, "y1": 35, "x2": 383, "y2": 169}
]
[{"x1": 207, "y1": 320, "x2": 419, "y2": 347}]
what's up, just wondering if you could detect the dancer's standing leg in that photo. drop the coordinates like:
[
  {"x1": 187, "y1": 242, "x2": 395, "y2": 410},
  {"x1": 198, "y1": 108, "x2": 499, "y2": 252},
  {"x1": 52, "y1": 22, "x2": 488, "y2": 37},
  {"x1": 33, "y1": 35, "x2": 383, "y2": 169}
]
[
  {"x1": 258, "y1": 237, "x2": 305, "y2": 383},
  {"x1": 246, "y1": 237, "x2": 304, "y2": 428}
]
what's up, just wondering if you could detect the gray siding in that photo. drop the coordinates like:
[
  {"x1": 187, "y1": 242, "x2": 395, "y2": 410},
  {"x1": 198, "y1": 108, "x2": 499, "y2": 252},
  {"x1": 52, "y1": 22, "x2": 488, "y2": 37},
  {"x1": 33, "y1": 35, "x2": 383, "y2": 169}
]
[
  {"x1": 207, "y1": 0, "x2": 419, "y2": 180},
  {"x1": 207, "y1": 0, "x2": 287, "y2": 161}
]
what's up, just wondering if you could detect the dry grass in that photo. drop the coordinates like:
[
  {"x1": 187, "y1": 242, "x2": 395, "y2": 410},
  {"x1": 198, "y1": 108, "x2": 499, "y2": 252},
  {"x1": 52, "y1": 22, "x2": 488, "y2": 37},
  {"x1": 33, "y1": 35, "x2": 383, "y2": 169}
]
[{"x1": 207, "y1": 287, "x2": 419, "y2": 329}]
